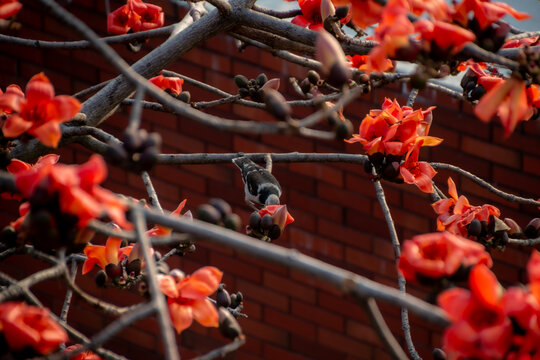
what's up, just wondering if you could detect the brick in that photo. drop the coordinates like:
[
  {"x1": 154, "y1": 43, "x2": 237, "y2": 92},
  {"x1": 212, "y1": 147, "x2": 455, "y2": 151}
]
[
  {"x1": 345, "y1": 247, "x2": 397, "y2": 278},
  {"x1": 317, "y1": 218, "x2": 373, "y2": 251},
  {"x1": 291, "y1": 163, "x2": 343, "y2": 187},
  {"x1": 237, "y1": 279, "x2": 289, "y2": 311},
  {"x1": 242, "y1": 318, "x2": 289, "y2": 347},
  {"x1": 289, "y1": 227, "x2": 344, "y2": 261},
  {"x1": 346, "y1": 319, "x2": 381, "y2": 346},
  {"x1": 290, "y1": 190, "x2": 343, "y2": 222},
  {"x1": 493, "y1": 165, "x2": 540, "y2": 197},
  {"x1": 317, "y1": 328, "x2": 373, "y2": 358},
  {"x1": 209, "y1": 252, "x2": 262, "y2": 283},
  {"x1": 264, "y1": 271, "x2": 317, "y2": 304},
  {"x1": 264, "y1": 308, "x2": 317, "y2": 340},
  {"x1": 317, "y1": 182, "x2": 372, "y2": 215},
  {"x1": 524, "y1": 155, "x2": 540, "y2": 177},
  {"x1": 290, "y1": 334, "x2": 346, "y2": 360},
  {"x1": 263, "y1": 344, "x2": 310, "y2": 360},
  {"x1": 462, "y1": 136, "x2": 521, "y2": 168},
  {"x1": 291, "y1": 300, "x2": 343, "y2": 332}
]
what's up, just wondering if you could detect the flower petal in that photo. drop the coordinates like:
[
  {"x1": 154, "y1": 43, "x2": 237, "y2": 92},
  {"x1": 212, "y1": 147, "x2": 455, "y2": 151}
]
[
  {"x1": 192, "y1": 299, "x2": 219, "y2": 328},
  {"x1": 168, "y1": 302, "x2": 193, "y2": 334}
]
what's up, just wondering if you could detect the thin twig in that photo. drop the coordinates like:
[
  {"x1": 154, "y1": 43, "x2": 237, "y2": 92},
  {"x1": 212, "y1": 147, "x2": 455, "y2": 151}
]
[
  {"x1": 361, "y1": 298, "x2": 408, "y2": 360},
  {"x1": 60, "y1": 261, "x2": 78, "y2": 323},
  {"x1": 131, "y1": 206, "x2": 180, "y2": 360},
  {"x1": 431, "y1": 163, "x2": 540, "y2": 207},
  {"x1": 373, "y1": 179, "x2": 421, "y2": 360},
  {"x1": 507, "y1": 237, "x2": 540, "y2": 247},
  {"x1": 141, "y1": 206, "x2": 449, "y2": 327},
  {"x1": 141, "y1": 171, "x2": 163, "y2": 212}
]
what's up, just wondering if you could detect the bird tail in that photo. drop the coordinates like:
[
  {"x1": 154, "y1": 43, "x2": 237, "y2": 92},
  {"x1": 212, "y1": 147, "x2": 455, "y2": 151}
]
[{"x1": 232, "y1": 156, "x2": 253, "y2": 169}]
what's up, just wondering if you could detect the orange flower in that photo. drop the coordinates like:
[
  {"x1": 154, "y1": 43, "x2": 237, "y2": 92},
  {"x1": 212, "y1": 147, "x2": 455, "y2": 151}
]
[
  {"x1": 399, "y1": 140, "x2": 437, "y2": 193},
  {"x1": 0, "y1": 73, "x2": 81, "y2": 148},
  {"x1": 332, "y1": 0, "x2": 383, "y2": 28},
  {"x1": 408, "y1": 0, "x2": 449, "y2": 20},
  {"x1": 258, "y1": 204, "x2": 295, "y2": 230},
  {"x1": 1, "y1": 154, "x2": 59, "y2": 201},
  {"x1": 0, "y1": 302, "x2": 68, "y2": 355},
  {"x1": 158, "y1": 267, "x2": 222, "y2": 334},
  {"x1": 0, "y1": 0, "x2": 21, "y2": 19},
  {"x1": 474, "y1": 77, "x2": 533, "y2": 136},
  {"x1": 346, "y1": 98, "x2": 441, "y2": 156},
  {"x1": 149, "y1": 75, "x2": 184, "y2": 96},
  {"x1": 365, "y1": 0, "x2": 414, "y2": 72},
  {"x1": 288, "y1": 0, "x2": 350, "y2": 29},
  {"x1": 347, "y1": 54, "x2": 393, "y2": 72},
  {"x1": 107, "y1": 0, "x2": 164, "y2": 35},
  {"x1": 14, "y1": 154, "x2": 129, "y2": 228},
  {"x1": 432, "y1": 177, "x2": 500, "y2": 237},
  {"x1": 64, "y1": 345, "x2": 103, "y2": 360},
  {"x1": 82, "y1": 227, "x2": 133, "y2": 275},
  {"x1": 146, "y1": 199, "x2": 189, "y2": 237},
  {"x1": 453, "y1": 0, "x2": 530, "y2": 30},
  {"x1": 0, "y1": 84, "x2": 24, "y2": 115},
  {"x1": 398, "y1": 232, "x2": 492, "y2": 282},
  {"x1": 502, "y1": 36, "x2": 539, "y2": 49},
  {"x1": 438, "y1": 264, "x2": 512, "y2": 359},
  {"x1": 414, "y1": 19, "x2": 475, "y2": 54}
]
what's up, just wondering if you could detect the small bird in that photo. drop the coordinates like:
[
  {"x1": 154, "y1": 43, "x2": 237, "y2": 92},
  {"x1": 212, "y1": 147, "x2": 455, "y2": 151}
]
[{"x1": 232, "y1": 156, "x2": 281, "y2": 209}]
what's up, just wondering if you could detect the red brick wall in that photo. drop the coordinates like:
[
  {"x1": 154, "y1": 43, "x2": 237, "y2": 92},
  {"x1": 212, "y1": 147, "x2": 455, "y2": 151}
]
[{"x1": 1, "y1": 1, "x2": 539, "y2": 359}]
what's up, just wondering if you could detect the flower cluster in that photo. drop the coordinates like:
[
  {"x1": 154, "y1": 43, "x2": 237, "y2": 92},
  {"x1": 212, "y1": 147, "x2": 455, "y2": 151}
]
[
  {"x1": 107, "y1": 0, "x2": 164, "y2": 35},
  {"x1": 247, "y1": 204, "x2": 295, "y2": 242},
  {"x1": 286, "y1": 0, "x2": 349, "y2": 30},
  {"x1": 439, "y1": 251, "x2": 540, "y2": 359},
  {"x1": 0, "y1": 73, "x2": 81, "y2": 148},
  {"x1": 64, "y1": 345, "x2": 102, "y2": 360},
  {"x1": 432, "y1": 177, "x2": 501, "y2": 239},
  {"x1": 398, "y1": 231, "x2": 492, "y2": 283},
  {"x1": 346, "y1": 98, "x2": 441, "y2": 193},
  {"x1": 158, "y1": 266, "x2": 222, "y2": 334},
  {"x1": 149, "y1": 74, "x2": 185, "y2": 97},
  {"x1": 0, "y1": 302, "x2": 68, "y2": 356},
  {"x1": 5, "y1": 155, "x2": 128, "y2": 252}
]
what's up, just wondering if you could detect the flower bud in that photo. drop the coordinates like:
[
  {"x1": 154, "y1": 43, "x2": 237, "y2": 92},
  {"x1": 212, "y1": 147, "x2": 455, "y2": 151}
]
[
  {"x1": 525, "y1": 218, "x2": 540, "y2": 238},
  {"x1": 334, "y1": 5, "x2": 349, "y2": 20},
  {"x1": 307, "y1": 70, "x2": 321, "y2": 85},
  {"x1": 0, "y1": 226, "x2": 17, "y2": 247},
  {"x1": 467, "y1": 219, "x2": 482, "y2": 237},
  {"x1": 260, "y1": 214, "x2": 273, "y2": 231},
  {"x1": 261, "y1": 78, "x2": 280, "y2": 91},
  {"x1": 268, "y1": 224, "x2": 282, "y2": 241},
  {"x1": 218, "y1": 307, "x2": 243, "y2": 340},
  {"x1": 224, "y1": 213, "x2": 242, "y2": 231},
  {"x1": 126, "y1": 259, "x2": 142, "y2": 277},
  {"x1": 178, "y1": 91, "x2": 191, "y2": 103},
  {"x1": 335, "y1": 119, "x2": 353, "y2": 141},
  {"x1": 315, "y1": 30, "x2": 350, "y2": 87},
  {"x1": 197, "y1": 204, "x2": 222, "y2": 224},
  {"x1": 169, "y1": 269, "x2": 186, "y2": 283},
  {"x1": 503, "y1": 218, "x2": 522, "y2": 236},
  {"x1": 230, "y1": 292, "x2": 243, "y2": 309},
  {"x1": 234, "y1": 75, "x2": 249, "y2": 89},
  {"x1": 249, "y1": 211, "x2": 262, "y2": 232},
  {"x1": 105, "y1": 263, "x2": 123, "y2": 278},
  {"x1": 216, "y1": 284, "x2": 231, "y2": 308},
  {"x1": 263, "y1": 88, "x2": 291, "y2": 121},
  {"x1": 433, "y1": 348, "x2": 447, "y2": 360},
  {"x1": 95, "y1": 270, "x2": 108, "y2": 287},
  {"x1": 320, "y1": 0, "x2": 335, "y2": 21},
  {"x1": 256, "y1": 73, "x2": 268, "y2": 87},
  {"x1": 209, "y1": 198, "x2": 232, "y2": 219}
]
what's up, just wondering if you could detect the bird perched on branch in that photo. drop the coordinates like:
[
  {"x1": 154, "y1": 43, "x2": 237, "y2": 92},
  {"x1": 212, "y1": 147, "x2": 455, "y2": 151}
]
[{"x1": 232, "y1": 156, "x2": 281, "y2": 209}]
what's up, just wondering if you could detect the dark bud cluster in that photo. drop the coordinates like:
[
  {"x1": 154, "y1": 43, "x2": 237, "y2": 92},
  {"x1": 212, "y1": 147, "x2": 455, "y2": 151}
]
[
  {"x1": 466, "y1": 216, "x2": 518, "y2": 250},
  {"x1": 106, "y1": 127, "x2": 162, "y2": 173},
  {"x1": 0, "y1": 188, "x2": 93, "y2": 254},
  {"x1": 469, "y1": 19, "x2": 510, "y2": 53},
  {"x1": 95, "y1": 257, "x2": 142, "y2": 289},
  {"x1": 196, "y1": 198, "x2": 242, "y2": 231},
  {"x1": 216, "y1": 285, "x2": 244, "y2": 340},
  {"x1": 363, "y1": 153, "x2": 404, "y2": 184},
  {"x1": 246, "y1": 211, "x2": 283, "y2": 242},
  {"x1": 234, "y1": 73, "x2": 269, "y2": 102}
]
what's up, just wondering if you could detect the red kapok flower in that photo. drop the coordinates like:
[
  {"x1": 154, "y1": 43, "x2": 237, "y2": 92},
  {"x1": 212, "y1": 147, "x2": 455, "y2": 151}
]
[
  {"x1": 0, "y1": 0, "x2": 22, "y2": 19},
  {"x1": 399, "y1": 140, "x2": 437, "y2": 193},
  {"x1": 0, "y1": 73, "x2": 81, "y2": 148},
  {"x1": 258, "y1": 204, "x2": 295, "y2": 230},
  {"x1": 14, "y1": 154, "x2": 129, "y2": 228},
  {"x1": 474, "y1": 77, "x2": 533, "y2": 136},
  {"x1": 414, "y1": 19, "x2": 476, "y2": 54},
  {"x1": 347, "y1": 54, "x2": 393, "y2": 72},
  {"x1": 146, "y1": 199, "x2": 190, "y2": 237},
  {"x1": 158, "y1": 267, "x2": 222, "y2": 334},
  {"x1": 432, "y1": 177, "x2": 500, "y2": 237},
  {"x1": 149, "y1": 75, "x2": 184, "y2": 96},
  {"x1": 453, "y1": 0, "x2": 530, "y2": 30},
  {"x1": 64, "y1": 345, "x2": 103, "y2": 360},
  {"x1": 398, "y1": 231, "x2": 492, "y2": 282},
  {"x1": 333, "y1": 0, "x2": 383, "y2": 29},
  {"x1": 0, "y1": 302, "x2": 68, "y2": 355},
  {"x1": 288, "y1": 0, "x2": 350, "y2": 30},
  {"x1": 107, "y1": 0, "x2": 164, "y2": 35},
  {"x1": 438, "y1": 264, "x2": 512, "y2": 359},
  {"x1": 1, "y1": 154, "x2": 59, "y2": 201},
  {"x1": 82, "y1": 226, "x2": 133, "y2": 275}
]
